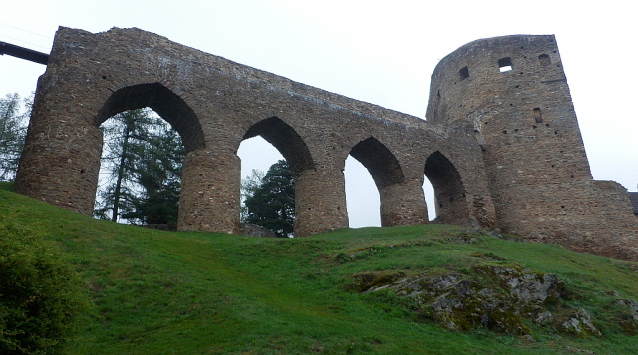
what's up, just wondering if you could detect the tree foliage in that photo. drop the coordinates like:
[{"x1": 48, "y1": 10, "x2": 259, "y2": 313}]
[
  {"x1": 121, "y1": 122, "x2": 184, "y2": 225},
  {"x1": 0, "y1": 222, "x2": 89, "y2": 354},
  {"x1": 94, "y1": 109, "x2": 184, "y2": 225},
  {"x1": 0, "y1": 93, "x2": 30, "y2": 181},
  {"x1": 240, "y1": 169, "x2": 265, "y2": 222},
  {"x1": 243, "y1": 160, "x2": 295, "y2": 238}
]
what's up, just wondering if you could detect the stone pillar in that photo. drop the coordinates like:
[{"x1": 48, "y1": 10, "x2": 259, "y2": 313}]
[
  {"x1": 15, "y1": 116, "x2": 103, "y2": 216},
  {"x1": 178, "y1": 149, "x2": 240, "y2": 234},
  {"x1": 294, "y1": 166, "x2": 349, "y2": 237},
  {"x1": 379, "y1": 178, "x2": 428, "y2": 227}
]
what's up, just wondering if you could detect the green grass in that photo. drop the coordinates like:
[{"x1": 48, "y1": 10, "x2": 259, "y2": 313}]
[{"x1": 1, "y1": 181, "x2": 638, "y2": 354}]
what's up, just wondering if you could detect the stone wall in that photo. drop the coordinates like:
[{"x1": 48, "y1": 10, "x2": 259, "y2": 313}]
[
  {"x1": 13, "y1": 27, "x2": 636, "y2": 260},
  {"x1": 426, "y1": 35, "x2": 638, "y2": 260},
  {"x1": 15, "y1": 27, "x2": 495, "y2": 239},
  {"x1": 239, "y1": 223, "x2": 278, "y2": 238}
]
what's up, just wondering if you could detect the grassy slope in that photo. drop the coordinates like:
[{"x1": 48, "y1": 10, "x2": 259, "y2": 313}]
[{"x1": 1, "y1": 182, "x2": 637, "y2": 354}]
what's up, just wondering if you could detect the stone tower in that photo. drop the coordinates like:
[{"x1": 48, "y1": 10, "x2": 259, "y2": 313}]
[{"x1": 426, "y1": 35, "x2": 637, "y2": 259}]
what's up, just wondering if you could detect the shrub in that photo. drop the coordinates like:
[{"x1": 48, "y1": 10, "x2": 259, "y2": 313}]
[{"x1": 0, "y1": 222, "x2": 88, "y2": 354}]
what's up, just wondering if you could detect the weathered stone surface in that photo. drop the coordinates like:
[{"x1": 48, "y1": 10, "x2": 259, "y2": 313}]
[
  {"x1": 353, "y1": 264, "x2": 566, "y2": 335},
  {"x1": 14, "y1": 28, "x2": 638, "y2": 259},
  {"x1": 351, "y1": 263, "x2": 638, "y2": 339},
  {"x1": 561, "y1": 308, "x2": 602, "y2": 337},
  {"x1": 617, "y1": 299, "x2": 638, "y2": 323},
  {"x1": 615, "y1": 298, "x2": 638, "y2": 334},
  {"x1": 14, "y1": 27, "x2": 493, "y2": 238},
  {"x1": 425, "y1": 35, "x2": 638, "y2": 260},
  {"x1": 480, "y1": 266, "x2": 561, "y2": 303},
  {"x1": 239, "y1": 223, "x2": 278, "y2": 238},
  {"x1": 535, "y1": 311, "x2": 553, "y2": 324}
]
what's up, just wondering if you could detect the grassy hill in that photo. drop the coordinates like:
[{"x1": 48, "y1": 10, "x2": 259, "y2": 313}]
[{"x1": 1, "y1": 182, "x2": 638, "y2": 354}]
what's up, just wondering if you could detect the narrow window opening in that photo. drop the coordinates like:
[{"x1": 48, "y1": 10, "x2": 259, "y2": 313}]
[
  {"x1": 498, "y1": 57, "x2": 513, "y2": 72},
  {"x1": 538, "y1": 54, "x2": 551, "y2": 66},
  {"x1": 533, "y1": 108, "x2": 543, "y2": 123},
  {"x1": 474, "y1": 129, "x2": 485, "y2": 151},
  {"x1": 459, "y1": 66, "x2": 469, "y2": 80}
]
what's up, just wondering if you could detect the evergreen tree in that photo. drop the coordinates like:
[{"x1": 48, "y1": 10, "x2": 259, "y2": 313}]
[
  {"x1": 0, "y1": 93, "x2": 30, "y2": 181},
  {"x1": 123, "y1": 122, "x2": 184, "y2": 225},
  {"x1": 95, "y1": 109, "x2": 184, "y2": 225},
  {"x1": 95, "y1": 109, "x2": 150, "y2": 221},
  {"x1": 243, "y1": 160, "x2": 295, "y2": 237},
  {"x1": 240, "y1": 169, "x2": 265, "y2": 222}
]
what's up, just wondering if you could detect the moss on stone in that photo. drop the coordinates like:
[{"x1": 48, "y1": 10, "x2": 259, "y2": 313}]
[{"x1": 349, "y1": 261, "x2": 602, "y2": 337}]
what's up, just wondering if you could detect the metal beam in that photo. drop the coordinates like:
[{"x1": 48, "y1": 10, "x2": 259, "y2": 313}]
[{"x1": 0, "y1": 42, "x2": 49, "y2": 65}]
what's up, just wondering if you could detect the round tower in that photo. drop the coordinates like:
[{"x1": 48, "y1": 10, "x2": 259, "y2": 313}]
[{"x1": 425, "y1": 35, "x2": 636, "y2": 256}]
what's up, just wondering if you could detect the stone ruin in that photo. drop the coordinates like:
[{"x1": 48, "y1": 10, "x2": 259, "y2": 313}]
[{"x1": 14, "y1": 27, "x2": 638, "y2": 260}]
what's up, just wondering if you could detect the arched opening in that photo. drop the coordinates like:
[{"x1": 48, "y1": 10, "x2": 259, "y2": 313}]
[
  {"x1": 345, "y1": 156, "x2": 380, "y2": 227},
  {"x1": 237, "y1": 136, "x2": 288, "y2": 237},
  {"x1": 424, "y1": 151, "x2": 469, "y2": 225},
  {"x1": 238, "y1": 137, "x2": 283, "y2": 182},
  {"x1": 95, "y1": 108, "x2": 184, "y2": 227},
  {"x1": 346, "y1": 137, "x2": 406, "y2": 227},
  {"x1": 422, "y1": 178, "x2": 436, "y2": 221},
  {"x1": 96, "y1": 83, "x2": 204, "y2": 152},
  {"x1": 242, "y1": 117, "x2": 315, "y2": 176},
  {"x1": 93, "y1": 84, "x2": 204, "y2": 228},
  {"x1": 238, "y1": 117, "x2": 315, "y2": 237}
]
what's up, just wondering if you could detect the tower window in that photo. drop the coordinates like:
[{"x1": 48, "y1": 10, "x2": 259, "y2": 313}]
[
  {"x1": 539, "y1": 54, "x2": 551, "y2": 66},
  {"x1": 498, "y1": 57, "x2": 513, "y2": 72},
  {"x1": 533, "y1": 108, "x2": 543, "y2": 123},
  {"x1": 459, "y1": 66, "x2": 469, "y2": 80}
]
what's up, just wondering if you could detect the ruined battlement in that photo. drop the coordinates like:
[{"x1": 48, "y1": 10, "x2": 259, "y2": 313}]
[{"x1": 14, "y1": 28, "x2": 638, "y2": 260}]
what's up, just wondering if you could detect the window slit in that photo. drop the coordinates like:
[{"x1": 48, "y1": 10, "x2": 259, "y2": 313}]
[{"x1": 533, "y1": 108, "x2": 543, "y2": 123}]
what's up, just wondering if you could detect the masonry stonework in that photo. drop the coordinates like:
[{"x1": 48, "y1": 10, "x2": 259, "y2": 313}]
[
  {"x1": 14, "y1": 28, "x2": 637, "y2": 260},
  {"x1": 426, "y1": 35, "x2": 638, "y2": 260}
]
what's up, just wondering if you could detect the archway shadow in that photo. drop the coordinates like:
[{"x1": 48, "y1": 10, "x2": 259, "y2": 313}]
[{"x1": 424, "y1": 151, "x2": 469, "y2": 225}]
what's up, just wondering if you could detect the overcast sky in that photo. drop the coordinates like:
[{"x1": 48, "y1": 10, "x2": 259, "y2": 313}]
[{"x1": 1, "y1": 0, "x2": 636, "y2": 227}]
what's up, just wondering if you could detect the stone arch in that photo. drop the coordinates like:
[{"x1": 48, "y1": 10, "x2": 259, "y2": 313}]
[
  {"x1": 240, "y1": 116, "x2": 325, "y2": 237},
  {"x1": 349, "y1": 137, "x2": 404, "y2": 189},
  {"x1": 424, "y1": 151, "x2": 469, "y2": 225},
  {"x1": 347, "y1": 137, "x2": 426, "y2": 227},
  {"x1": 93, "y1": 83, "x2": 221, "y2": 233},
  {"x1": 241, "y1": 116, "x2": 315, "y2": 177},
  {"x1": 96, "y1": 83, "x2": 205, "y2": 152}
]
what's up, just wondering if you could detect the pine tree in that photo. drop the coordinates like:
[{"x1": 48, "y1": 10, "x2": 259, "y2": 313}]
[
  {"x1": 123, "y1": 122, "x2": 184, "y2": 225},
  {"x1": 243, "y1": 160, "x2": 295, "y2": 237},
  {"x1": 0, "y1": 93, "x2": 30, "y2": 181},
  {"x1": 95, "y1": 109, "x2": 184, "y2": 225},
  {"x1": 240, "y1": 169, "x2": 265, "y2": 222}
]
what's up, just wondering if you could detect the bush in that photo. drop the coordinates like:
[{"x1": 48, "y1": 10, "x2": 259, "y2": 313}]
[{"x1": 0, "y1": 222, "x2": 88, "y2": 354}]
